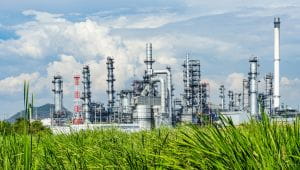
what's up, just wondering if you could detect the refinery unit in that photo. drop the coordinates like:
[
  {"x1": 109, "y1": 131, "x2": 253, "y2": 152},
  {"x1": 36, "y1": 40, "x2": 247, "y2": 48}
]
[{"x1": 50, "y1": 17, "x2": 299, "y2": 132}]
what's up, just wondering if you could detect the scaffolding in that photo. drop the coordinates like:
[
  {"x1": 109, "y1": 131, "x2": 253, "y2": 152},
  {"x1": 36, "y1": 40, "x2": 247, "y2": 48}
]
[
  {"x1": 106, "y1": 57, "x2": 116, "y2": 116},
  {"x1": 51, "y1": 75, "x2": 66, "y2": 126},
  {"x1": 82, "y1": 65, "x2": 91, "y2": 123}
]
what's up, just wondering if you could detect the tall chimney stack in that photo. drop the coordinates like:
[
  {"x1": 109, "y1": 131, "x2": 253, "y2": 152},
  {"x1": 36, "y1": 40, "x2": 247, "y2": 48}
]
[
  {"x1": 273, "y1": 17, "x2": 280, "y2": 109},
  {"x1": 145, "y1": 43, "x2": 154, "y2": 76}
]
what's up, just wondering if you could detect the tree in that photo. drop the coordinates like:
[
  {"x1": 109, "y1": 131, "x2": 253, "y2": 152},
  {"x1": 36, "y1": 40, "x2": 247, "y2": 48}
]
[{"x1": 0, "y1": 121, "x2": 12, "y2": 135}]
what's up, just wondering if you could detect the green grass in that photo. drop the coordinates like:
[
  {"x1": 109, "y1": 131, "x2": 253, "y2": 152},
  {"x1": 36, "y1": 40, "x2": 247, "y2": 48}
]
[
  {"x1": 0, "y1": 116, "x2": 300, "y2": 169},
  {"x1": 0, "y1": 82, "x2": 299, "y2": 169}
]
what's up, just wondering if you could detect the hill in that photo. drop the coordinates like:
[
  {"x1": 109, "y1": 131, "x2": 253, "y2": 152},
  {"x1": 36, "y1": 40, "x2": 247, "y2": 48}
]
[{"x1": 6, "y1": 103, "x2": 72, "y2": 122}]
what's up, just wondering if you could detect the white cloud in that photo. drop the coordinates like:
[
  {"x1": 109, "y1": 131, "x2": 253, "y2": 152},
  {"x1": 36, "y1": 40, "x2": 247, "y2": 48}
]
[
  {"x1": 184, "y1": 0, "x2": 297, "y2": 10},
  {"x1": 0, "y1": 72, "x2": 41, "y2": 94},
  {"x1": 280, "y1": 77, "x2": 300, "y2": 107},
  {"x1": 22, "y1": 10, "x2": 65, "y2": 23},
  {"x1": 0, "y1": 11, "x2": 128, "y2": 59},
  {"x1": 226, "y1": 72, "x2": 245, "y2": 91},
  {"x1": 46, "y1": 55, "x2": 82, "y2": 95},
  {"x1": 98, "y1": 13, "x2": 192, "y2": 29}
]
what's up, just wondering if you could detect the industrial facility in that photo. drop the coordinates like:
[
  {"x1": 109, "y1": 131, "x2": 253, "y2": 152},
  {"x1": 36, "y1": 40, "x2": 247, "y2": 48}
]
[{"x1": 50, "y1": 17, "x2": 299, "y2": 131}]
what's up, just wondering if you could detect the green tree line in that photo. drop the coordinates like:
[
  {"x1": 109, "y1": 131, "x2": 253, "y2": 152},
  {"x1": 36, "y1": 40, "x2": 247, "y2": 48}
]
[{"x1": 0, "y1": 118, "x2": 51, "y2": 135}]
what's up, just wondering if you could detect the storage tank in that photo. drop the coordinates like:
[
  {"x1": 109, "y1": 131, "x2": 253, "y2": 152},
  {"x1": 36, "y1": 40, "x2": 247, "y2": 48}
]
[{"x1": 133, "y1": 105, "x2": 153, "y2": 130}]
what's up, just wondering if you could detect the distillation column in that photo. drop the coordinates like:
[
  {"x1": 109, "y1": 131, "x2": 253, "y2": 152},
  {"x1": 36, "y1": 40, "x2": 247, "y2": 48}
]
[
  {"x1": 182, "y1": 53, "x2": 193, "y2": 122},
  {"x1": 52, "y1": 75, "x2": 63, "y2": 114},
  {"x1": 249, "y1": 57, "x2": 258, "y2": 116},
  {"x1": 52, "y1": 75, "x2": 64, "y2": 126},
  {"x1": 228, "y1": 90, "x2": 234, "y2": 111},
  {"x1": 265, "y1": 73, "x2": 273, "y2": 114},
  {"x1": 145, "y1": 43, "x2": 155, "y2": 77},
  {"x1": 273, "y1": 17, "x2": 280, "y2": 110},
  {"x1": 106, "y1": 57, "x2": 116, "y2": 115},
  {"x1": 242, "y1": 79, "x2": 248, "y2": 111},
  {"x1": 219, "y1": 85, "x2": 225, "y2": 110},
  {"x1": 82, "y1": 65, "x2": 91, "y2": 123}
]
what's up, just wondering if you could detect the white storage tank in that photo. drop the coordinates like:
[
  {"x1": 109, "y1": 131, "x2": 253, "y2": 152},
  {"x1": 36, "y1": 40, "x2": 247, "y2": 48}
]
[{"x1": 133, "y1": 105, "x2": 153, "y2": 130}]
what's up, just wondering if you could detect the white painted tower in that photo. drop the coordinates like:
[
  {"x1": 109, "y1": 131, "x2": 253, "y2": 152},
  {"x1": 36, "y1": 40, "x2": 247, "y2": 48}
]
[{"x1": 273, "y1": 17, "x2": 280, "y2": 109}]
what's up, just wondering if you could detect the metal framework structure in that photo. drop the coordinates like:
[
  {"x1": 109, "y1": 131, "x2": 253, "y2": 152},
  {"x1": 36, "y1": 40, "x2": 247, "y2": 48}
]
[
  {"x1": 219, "y1": 85, "x2": 225, "y2": 110},
  {"x1": 228, "y1": 90, "x2": 234, "y2": 111},
  {"x1": 73, "y1": 75, "x2": 83, "y2": 124},
  {"x1": 242, "y1": 79, "x2": 249, "y2": 111},
  {"x1": 106, "y1": 57, "x2": 116, "y2": 116},
  {"x1": 200, "y1": 82, "x2": 210, "y2": 114},
  {"x1": 264, "y1": 73, "x2": 274, "y2": 114},
  {"x1": 52, "y1": 75, "x2": 65, "y2": 125},
  {"x1": 82, "y1": 65, "x2": 91, "y2": 123}
]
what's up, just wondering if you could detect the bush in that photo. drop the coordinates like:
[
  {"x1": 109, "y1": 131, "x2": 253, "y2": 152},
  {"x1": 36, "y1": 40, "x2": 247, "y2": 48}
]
[{"x1": 0, "y1": 118, "x2": 51, "y2": 135}]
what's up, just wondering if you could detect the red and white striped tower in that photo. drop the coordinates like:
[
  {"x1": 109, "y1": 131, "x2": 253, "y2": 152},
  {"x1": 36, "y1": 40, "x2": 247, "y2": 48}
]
[{"x1": 73, "y1": 75, "x2": 83, "y2": 124}]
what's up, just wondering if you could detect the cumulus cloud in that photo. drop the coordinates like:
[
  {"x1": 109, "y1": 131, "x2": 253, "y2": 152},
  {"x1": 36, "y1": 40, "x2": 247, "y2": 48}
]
[
  {"x1": 0, "y1": 10, "x2": 127, "y2": 59},
  {"x1": 0, "y1": 72, "x2": 42, "y2": 94},
  {"x1": 95, "y1": 13, "x2": 194, "y2": 29},
  {"x1": 280, "y1": 77, "x2": 300, "y2": 107},
  {"x1": 226, "y1": 72, "x2": 245, "y2": 91}
]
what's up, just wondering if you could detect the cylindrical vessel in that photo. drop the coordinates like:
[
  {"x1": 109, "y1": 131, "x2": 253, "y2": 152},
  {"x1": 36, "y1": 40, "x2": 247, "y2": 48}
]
[
  {"x1": 273, "y1": 17, "x2": 280, "y2": 109},
  {"x1": 145, "y1": 43, "x2": 154, "y2": 76},
  {"x1": 82, "y1": 65, "x2": 91, "y2": 123},
  {"x1": 133, "y1": 105, "x2": 153, "y2": 130},
  {"x1": 52, "y1": 75, "x2": 63, "y2": 113},
  {"x1": 249, "y1": 57, "x2": 258, "y2": 116}
]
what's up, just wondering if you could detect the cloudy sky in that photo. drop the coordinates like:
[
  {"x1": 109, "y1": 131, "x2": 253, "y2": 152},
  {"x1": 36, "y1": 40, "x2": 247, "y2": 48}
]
[{"x1": 1, "y1": 0, "x2": 300, "y2": 119}]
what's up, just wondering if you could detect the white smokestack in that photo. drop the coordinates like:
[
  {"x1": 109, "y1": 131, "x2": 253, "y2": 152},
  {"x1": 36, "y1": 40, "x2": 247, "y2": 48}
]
[
  {"x1": 273, "y1": 17, "x2": 280, "y2": 109},
  {"x1": 249, "y1": 57, "x2": 258, "y2": 116}
]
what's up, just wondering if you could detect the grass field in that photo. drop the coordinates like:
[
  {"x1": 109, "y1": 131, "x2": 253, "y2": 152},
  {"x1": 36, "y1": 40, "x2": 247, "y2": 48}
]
[
  {"x1": 1, "y1": 82, "x2": 299, "y2": 169},
  {"x1": 1, "y1": 114, "x2": 300, "y2": 169}
]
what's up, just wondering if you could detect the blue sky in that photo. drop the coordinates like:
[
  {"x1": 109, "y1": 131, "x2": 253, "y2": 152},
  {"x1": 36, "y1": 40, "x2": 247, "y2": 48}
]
[{"x1": 1, "y1": 0, "x2": 300, "y2": 119}]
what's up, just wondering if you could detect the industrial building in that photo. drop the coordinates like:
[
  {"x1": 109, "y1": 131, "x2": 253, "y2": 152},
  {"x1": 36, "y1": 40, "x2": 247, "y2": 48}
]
[{"x1": 50, "y1": 17, "x2": 299, "y2": 131}]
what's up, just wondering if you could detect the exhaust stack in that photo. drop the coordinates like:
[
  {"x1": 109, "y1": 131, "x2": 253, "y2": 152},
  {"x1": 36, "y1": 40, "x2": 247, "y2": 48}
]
[{"x1": 273, "y1": 17, "x2": 280, "y2": 109}]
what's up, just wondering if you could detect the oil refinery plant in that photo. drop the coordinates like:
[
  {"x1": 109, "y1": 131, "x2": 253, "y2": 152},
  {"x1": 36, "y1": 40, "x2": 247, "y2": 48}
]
[{"x1": 50, "y1": 17, "x2": 300, "y2": 132}]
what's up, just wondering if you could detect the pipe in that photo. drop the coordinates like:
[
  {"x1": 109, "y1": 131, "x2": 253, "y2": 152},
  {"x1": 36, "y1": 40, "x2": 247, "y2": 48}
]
[
  {"x1": 273, "y1": 17, "x2": 280, "y2": 109},
  {"x1": 153, "y1": 69, "x2": 172, "y2": 124},
  {"x1": 186, "y1": 53, "x2": 190, "y2": 106},
  {"x1": 152, "y1": 77, "x2": 166, "y2": 116},
  {"x1": 242, "y1": 79, "x2": 248, "y2": 111}
]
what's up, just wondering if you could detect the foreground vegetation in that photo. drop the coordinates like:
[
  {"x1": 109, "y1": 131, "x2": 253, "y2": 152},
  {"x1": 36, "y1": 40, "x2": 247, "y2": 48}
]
[
  {"x1": 0, "y1": 114, "x2": 300, "y2": 169},
  {"x1": 1, "y1": 82, "x2": 299, "y2": 169}
]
